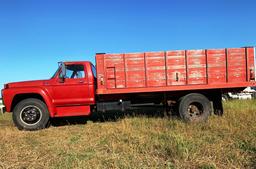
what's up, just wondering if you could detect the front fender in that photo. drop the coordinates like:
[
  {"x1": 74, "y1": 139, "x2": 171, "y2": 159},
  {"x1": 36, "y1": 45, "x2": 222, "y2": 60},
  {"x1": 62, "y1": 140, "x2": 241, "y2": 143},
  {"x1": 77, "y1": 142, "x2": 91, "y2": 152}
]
[{"x1": 2, "y1": 87, "x2": 55, "y2": 117}]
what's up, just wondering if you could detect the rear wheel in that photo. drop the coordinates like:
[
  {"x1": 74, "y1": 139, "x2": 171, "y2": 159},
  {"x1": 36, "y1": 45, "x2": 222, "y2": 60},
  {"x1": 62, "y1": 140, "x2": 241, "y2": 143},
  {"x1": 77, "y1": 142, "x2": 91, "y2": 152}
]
[
  {"x1": 13, "y1": 98, "x2": 50, "y2": 130},
  {"x1": 178, "y1": 93, "x2": 211, "y2": 122}
]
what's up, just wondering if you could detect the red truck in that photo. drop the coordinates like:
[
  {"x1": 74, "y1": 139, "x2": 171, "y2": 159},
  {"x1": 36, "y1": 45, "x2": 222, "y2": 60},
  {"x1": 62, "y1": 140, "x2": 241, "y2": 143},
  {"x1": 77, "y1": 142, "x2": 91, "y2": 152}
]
[{"x1": 1, "y1": 47, "x2": 256, "y2": 130}]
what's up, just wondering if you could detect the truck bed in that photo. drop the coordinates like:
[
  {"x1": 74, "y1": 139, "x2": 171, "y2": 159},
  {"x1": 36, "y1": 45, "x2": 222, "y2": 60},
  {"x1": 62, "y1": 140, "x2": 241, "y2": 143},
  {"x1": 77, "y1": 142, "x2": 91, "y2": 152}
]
[{"x1": 96, "y1": 47, "x2": 256, "y2": 95}]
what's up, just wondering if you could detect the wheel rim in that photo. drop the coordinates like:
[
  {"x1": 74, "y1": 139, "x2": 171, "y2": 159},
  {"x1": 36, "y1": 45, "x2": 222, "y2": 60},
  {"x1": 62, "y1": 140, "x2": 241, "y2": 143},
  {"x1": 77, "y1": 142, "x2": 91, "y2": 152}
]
[
  {"x1": 187, "y1": 102, "x2": 203, "y2": 121},
  {"x1": 20, "y1": 105, "x2": 42, "y2": 126}
]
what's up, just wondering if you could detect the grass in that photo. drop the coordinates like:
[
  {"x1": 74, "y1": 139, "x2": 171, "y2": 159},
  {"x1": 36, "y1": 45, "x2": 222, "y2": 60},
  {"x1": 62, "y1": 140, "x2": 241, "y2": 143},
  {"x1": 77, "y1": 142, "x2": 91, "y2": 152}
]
[{"x1": 0, "y1": 100, "x2": 255, "y2": 169}]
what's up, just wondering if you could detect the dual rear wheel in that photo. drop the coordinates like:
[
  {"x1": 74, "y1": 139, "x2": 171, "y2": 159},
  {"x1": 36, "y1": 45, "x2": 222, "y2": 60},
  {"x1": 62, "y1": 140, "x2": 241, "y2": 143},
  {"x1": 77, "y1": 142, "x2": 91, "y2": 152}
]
[{"x1": 178, "y1": 93, "x2": 211, "y2": 122}]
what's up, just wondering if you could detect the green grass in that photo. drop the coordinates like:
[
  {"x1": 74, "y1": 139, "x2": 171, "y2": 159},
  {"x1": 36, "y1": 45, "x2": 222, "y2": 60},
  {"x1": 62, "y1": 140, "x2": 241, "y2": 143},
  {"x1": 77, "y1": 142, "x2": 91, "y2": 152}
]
[{"x1": 0, "y1": 100, "x2": 256, "y2": 169}]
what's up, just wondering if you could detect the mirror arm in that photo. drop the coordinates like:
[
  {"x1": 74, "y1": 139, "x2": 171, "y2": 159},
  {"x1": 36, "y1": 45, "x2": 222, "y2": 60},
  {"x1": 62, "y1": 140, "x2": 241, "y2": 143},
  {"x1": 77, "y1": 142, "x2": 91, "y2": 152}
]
[{"x1": 58, "y1": 62, "x2": 66, "y2": 83}]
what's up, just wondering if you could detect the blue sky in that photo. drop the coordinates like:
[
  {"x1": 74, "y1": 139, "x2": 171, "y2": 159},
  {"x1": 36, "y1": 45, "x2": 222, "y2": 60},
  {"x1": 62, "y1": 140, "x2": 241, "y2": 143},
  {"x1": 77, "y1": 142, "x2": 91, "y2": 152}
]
[{"x1": 0, "y1": 0, "x2": 256, "y2": 89}]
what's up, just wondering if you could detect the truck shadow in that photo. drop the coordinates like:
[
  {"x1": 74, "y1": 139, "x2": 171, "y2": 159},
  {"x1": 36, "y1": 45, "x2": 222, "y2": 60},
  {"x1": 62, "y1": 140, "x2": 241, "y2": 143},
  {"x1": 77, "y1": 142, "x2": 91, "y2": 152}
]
[
  {"x1": 51, "y1": 109, "x2": 178, "y2": 127},
  {"x1": 250, "y1": 156, "x2": 256, "y2": 169}
]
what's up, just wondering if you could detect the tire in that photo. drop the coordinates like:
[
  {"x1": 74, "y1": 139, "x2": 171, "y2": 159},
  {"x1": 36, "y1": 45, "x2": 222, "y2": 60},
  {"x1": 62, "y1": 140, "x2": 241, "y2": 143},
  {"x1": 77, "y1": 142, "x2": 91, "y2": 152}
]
[
  {"x1": 178, "y1": 93, "x2": 211, "y2": 123},
  {"x1": 13, "y1": 98, "x2": 50, "y2": 131}
]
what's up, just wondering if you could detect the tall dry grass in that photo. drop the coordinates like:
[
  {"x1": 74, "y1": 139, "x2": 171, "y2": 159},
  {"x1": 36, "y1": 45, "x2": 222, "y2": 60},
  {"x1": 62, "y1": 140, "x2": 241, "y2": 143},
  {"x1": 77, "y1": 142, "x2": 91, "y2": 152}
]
[{"x1": 0, "y1": 100, "x2": 255, "y2": 169}]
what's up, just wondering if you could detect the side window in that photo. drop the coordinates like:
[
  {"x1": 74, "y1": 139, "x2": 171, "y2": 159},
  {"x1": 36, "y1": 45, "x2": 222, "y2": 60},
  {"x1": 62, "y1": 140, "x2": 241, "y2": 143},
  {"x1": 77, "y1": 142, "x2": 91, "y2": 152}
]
[{"x1": 65, "y1": 64, "x2": 85, "y2": 79}]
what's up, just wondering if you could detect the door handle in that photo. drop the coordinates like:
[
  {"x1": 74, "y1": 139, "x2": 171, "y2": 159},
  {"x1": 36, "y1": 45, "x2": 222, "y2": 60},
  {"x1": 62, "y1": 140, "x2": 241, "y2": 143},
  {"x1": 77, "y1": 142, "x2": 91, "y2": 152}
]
[{"x1": 79, "y1": 80, "x2": 84, "y2": 84}]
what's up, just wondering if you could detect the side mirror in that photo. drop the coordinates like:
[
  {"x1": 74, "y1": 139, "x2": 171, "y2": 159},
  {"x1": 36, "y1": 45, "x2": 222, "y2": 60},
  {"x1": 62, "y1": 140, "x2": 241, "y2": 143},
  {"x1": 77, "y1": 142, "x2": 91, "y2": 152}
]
[{"x1": 58, "y1": 62, "x2": 66, "y2": 83}]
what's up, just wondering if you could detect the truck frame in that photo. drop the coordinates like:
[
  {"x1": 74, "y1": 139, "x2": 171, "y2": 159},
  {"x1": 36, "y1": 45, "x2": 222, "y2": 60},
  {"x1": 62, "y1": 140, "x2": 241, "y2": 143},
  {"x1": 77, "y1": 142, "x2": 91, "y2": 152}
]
[{"x1": 1, "y1": 47, "x2": 255, "y2": 130}]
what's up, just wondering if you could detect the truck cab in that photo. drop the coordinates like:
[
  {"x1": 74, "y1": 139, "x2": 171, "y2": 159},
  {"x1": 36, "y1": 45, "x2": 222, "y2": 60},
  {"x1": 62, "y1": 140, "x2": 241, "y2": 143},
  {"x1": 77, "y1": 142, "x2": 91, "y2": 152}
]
[{"x1": 1, "y1": 61, "x2": 96, "y2": 130}]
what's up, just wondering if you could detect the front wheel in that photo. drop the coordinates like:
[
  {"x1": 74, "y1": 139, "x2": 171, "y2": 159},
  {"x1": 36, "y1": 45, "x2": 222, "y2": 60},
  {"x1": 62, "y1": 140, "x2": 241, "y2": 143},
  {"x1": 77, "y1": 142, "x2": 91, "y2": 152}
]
[
  {"x1": 13, "y1": 98, "x2": 50, "y2": 130},
  {"x1": 178, "y1": 93, "x2": 211, "y2": 123}
]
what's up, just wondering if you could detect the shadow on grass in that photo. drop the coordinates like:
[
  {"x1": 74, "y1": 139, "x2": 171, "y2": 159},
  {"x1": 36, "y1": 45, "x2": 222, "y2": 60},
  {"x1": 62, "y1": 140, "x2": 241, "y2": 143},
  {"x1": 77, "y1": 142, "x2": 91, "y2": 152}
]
[
  {"x1": 51, "y1": 107, "x2": 179, "y2": 127},
  {"x1": 249, "y1": 151, "x2": 256, "y2": 168},
  {"x1": 0, "y1": 119, "x2": 14, "y2": 127},
  {"x1": 251, "y1": 160, "x2": 256, "y2": 169}
]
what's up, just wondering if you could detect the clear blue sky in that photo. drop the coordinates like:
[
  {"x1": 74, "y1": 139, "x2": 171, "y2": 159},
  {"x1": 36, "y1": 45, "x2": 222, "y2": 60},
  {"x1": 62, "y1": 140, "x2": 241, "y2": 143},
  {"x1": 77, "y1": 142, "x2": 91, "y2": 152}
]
[{"x1": 0, "y1": 0, "x2": 256, "y2": 89}]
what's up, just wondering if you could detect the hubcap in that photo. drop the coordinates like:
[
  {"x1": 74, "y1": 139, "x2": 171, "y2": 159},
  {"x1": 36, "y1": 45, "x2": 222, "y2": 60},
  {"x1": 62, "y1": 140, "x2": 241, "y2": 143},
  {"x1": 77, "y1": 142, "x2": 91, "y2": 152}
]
[
  {"x1": 187, "y1": 103, "x2": 203, "y2": 120},
  {"x1": 20, "y1": 105, "x2": 42, "y2": 125}
]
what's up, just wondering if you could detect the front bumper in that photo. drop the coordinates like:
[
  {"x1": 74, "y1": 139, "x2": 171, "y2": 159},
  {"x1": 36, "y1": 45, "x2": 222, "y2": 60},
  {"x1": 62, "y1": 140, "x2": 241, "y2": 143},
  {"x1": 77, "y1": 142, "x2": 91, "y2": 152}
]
[
  {"x1": 1, "y1": 88, "x2": 6, "y2": 113},
  {"x1": 0, "y1": 104, "x2": 5, "y2": 114}
]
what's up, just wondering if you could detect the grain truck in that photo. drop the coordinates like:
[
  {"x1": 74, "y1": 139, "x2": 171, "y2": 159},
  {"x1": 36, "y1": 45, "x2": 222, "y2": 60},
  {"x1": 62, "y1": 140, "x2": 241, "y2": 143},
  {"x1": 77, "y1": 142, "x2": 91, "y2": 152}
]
[{"x1": 1, "y1": 47, "x2": 255, "y2": 130}]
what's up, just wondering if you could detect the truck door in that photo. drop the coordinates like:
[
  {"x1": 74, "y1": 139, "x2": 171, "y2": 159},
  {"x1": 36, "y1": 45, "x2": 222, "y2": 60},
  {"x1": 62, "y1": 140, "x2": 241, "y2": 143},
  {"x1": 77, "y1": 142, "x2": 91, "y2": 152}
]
[{"x1": 52, "y1": 64, "x2": 90, "y2": 107}]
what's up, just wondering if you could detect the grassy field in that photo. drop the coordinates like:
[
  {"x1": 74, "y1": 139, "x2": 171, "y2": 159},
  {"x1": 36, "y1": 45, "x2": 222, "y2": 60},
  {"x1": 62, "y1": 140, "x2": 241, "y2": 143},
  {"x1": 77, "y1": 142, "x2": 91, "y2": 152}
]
[{"x1": 0, "y1": 100, "x2": 255, "y2": 169}]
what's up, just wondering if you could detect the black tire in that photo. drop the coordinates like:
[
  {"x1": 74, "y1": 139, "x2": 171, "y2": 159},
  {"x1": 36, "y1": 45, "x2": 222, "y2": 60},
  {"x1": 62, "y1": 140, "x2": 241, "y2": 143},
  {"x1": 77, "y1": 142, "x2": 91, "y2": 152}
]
[
  {"x1": 178, "y1": 93, "x2": 211, "y2": 123},
  {"x1": 13, "y1": 98, "x2": 50, "y2": 131}
]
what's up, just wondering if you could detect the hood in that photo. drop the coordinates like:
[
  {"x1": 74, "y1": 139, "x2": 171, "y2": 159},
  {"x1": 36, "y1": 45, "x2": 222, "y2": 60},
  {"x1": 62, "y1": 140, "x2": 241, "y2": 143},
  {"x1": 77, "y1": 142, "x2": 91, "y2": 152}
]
[{"x1": 7, "y1": 80, "x2": 49, "y2": 88}]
